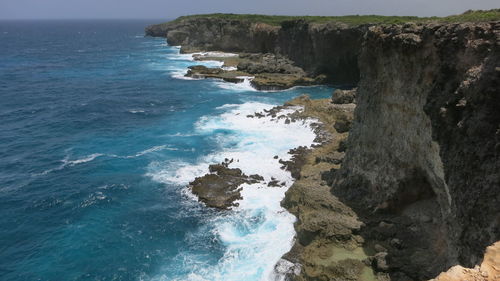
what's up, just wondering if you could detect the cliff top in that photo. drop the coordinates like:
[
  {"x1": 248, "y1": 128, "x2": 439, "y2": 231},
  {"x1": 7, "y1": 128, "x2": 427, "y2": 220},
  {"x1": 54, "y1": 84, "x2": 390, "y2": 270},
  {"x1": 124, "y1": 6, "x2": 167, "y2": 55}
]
[{"x1": 163, "y1": 9, "x2": 500, "y2": 27}]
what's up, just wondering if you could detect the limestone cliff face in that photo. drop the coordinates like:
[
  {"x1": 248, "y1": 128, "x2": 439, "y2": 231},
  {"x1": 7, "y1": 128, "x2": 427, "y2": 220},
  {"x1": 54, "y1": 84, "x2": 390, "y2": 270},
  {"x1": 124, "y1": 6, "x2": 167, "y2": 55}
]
[
  {"x1": 145, "y1": 19, "x2": 364, "y2": 84},
  {"x1": 146, "y1": 18, "x2": 278, "y2": 53},
  {"x1": 333, "y1": 21, "x2": 500, "y2": 279},
  {"x1": 146, "y1": 17, "x2": 500, "y2": 281}
]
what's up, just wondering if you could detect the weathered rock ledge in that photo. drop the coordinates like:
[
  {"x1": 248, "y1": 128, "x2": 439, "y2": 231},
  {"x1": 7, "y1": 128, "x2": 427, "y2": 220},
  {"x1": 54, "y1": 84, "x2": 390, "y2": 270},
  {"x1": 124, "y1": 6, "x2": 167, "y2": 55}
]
[{"x1": 185, "y1": 52, "x2": 324, "y2": 90}]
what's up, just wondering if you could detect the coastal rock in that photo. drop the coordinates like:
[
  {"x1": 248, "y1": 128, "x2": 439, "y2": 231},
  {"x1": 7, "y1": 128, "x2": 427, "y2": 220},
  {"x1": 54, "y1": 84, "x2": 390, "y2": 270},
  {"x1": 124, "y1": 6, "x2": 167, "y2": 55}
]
[
  {"x1": 189, "y1": 161, "x2": 264, "y2": 209},
  {"x1": 276, "y1": 96, "x2": 372, "y2": 281},
  {"x1": 185, "y1": 65, "x2": 246, "y2": 83},
  {"x1": 236, "y1": 53, "x2": 305, "y2": 75},
  {"x1": 250, "y1": 74, "x2": 318, "y2": 91},
  {"x1": 184, "y1": 54, "x2": 319, "y2": 90}
]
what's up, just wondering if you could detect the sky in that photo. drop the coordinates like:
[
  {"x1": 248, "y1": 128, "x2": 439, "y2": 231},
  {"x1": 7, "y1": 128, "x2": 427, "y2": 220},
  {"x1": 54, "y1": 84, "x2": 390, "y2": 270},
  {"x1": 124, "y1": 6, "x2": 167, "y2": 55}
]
[{"x1": 0, "y1": 0, "x2": 498, "y2": 20}]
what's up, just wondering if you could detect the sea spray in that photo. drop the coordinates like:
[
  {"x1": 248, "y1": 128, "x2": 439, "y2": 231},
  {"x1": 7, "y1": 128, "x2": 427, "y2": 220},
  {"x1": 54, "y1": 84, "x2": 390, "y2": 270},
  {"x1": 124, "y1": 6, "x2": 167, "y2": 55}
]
[
  {"x1": 0, "y1": 22, "x2": 334, "y2": 281},
  {"x1": 149, "y1": 102, "x2": 318, "y2": 280}
]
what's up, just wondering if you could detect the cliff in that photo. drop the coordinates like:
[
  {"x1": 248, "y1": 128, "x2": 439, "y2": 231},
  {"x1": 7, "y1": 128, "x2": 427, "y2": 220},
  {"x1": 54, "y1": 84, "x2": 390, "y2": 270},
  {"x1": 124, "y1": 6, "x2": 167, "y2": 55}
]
[
  {"x1": 145, "y1": 18, "x2": 365, "y2": 85},
  {"x1": 331, "y1": 21, "x2": 500, "y2": 280},
  {"x1": 146, "y1": 12, "x2": 500, "y2": 281}
]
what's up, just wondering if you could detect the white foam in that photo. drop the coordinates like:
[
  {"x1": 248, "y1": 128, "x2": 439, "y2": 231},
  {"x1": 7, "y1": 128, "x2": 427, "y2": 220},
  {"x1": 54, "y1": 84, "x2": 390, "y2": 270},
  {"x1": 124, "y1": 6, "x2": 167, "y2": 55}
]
[
  {"x1": 149, "y1": 102, "x2": 319, "y2": 281},
  {"x1": 128, "y1": 109, "x2": 146, "y2": 114},
  {"x1": 148, "y1": 160, "x2": 208, "y2": 186},
  {"x1": 214, "y1": 76, "x2": 256, "y2": 92},
  {"x1": 133, "y1": 145, "x2": 178, "y2": 157},
  {"x1": 35, "y1": 153, "x2": 104, "y2": 176},
  {"x1": 164, "y1": 51, "x2": 225, "y2": 80},
  {"x1": 221, "y1": 66, "x2": 237, "y2": 71},
  {"x1": 195, "y1": 52, "x2": 239, "y2": 58},
  {"x1": 63, "y1": 153, "x2": 103, "y2": 166}
]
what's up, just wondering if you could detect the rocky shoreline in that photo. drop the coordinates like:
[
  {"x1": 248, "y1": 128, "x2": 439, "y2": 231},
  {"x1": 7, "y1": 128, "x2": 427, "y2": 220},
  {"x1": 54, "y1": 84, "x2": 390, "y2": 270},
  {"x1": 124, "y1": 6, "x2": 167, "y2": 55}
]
[
  {"x1": 184, "y1": 51, "x2": 325, "y2": 90},
  {"x1": 147, "y1": 12, "x2": 500, "y2": 281}
]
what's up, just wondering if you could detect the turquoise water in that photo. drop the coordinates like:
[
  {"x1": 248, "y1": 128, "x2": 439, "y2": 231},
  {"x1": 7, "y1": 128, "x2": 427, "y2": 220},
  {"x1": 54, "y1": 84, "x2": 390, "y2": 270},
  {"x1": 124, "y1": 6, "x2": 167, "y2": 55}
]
[{"x1": 0, "y1": 20, "x2": 332, "y2": 281}]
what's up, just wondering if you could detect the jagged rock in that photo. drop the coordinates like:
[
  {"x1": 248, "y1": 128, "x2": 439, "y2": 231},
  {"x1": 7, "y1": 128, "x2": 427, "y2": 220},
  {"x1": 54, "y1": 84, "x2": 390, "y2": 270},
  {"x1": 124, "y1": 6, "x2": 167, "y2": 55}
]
[
  {"x1": 373, "y1": 252, "x2": 389, "y2": 272},
  {"x1": 268, "y1": 179, "x2": 281, "y2": 187},
  {"x1": 237, "y1": 53, "x2": 305, "y2": 75},
  {"x1": 333, "y1": 116, "x2": 352, "y2": 133},
  {"x1": 332, "y1": 88, "x2": 357, "y2": 104},
  {"x1": 279, "y1": 146, "x2": 310, "y2": 180},
  {"x1": 186, "y1": 65, "x2": 223, "y2": 75},
  {"x1": 189, "y1": 162, "x2": 264, "y2": 209}
]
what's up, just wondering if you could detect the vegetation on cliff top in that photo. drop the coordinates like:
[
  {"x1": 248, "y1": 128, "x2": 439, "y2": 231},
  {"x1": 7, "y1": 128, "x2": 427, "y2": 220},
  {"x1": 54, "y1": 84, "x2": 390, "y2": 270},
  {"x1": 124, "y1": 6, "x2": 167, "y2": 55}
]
[{"x1": 166, "y1": 9, "x2": 500, "y2": 26}]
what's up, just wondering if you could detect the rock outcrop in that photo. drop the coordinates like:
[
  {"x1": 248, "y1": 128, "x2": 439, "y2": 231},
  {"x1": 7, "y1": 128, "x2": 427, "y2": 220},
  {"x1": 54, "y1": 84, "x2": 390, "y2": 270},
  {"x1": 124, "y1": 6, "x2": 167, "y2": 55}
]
[
  {"x1": 189, "y1": 160, "x2": 264, "y2": 209},
  {"x1": 184, "y1": 53, "x2": 323, "y2": 90},
  {"x1": 278, "y1": 95, "x2": 378, "y2": 281}
]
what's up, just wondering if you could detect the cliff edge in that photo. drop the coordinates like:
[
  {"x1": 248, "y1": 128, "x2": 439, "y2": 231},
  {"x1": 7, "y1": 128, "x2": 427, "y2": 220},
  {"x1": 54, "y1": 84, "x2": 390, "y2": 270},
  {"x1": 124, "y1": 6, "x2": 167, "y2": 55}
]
[
  {"x1": 146, "y1": 10, "x2": 500, "y2": 281},
  {"x1": 331, "y1": 20, "x2": 500, "y2": 280},
  {"x1": 145, "y1": 18, "x2": 365, "y2": 85}
]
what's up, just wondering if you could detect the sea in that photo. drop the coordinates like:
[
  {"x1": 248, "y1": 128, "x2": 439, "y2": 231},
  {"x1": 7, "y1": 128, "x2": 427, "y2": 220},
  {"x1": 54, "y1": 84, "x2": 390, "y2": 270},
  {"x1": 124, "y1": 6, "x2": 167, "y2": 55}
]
[{"x1": 0, "y1": 20, "x2": 333, "y2": 281}]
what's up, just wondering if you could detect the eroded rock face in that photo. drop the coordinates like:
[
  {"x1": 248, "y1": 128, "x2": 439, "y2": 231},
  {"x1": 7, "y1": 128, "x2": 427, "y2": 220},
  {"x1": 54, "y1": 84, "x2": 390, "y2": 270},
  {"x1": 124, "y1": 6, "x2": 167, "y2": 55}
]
[
  {"x1": 145, "y1": 18, "x2": 365, "y2": 85},
  {"x1": 333, "y1": 21, "x2": 500, "y2": 280},
  {"x1": 237, "y1": 53, "x2": 305, "y2": 75},
  {"x1": 275, "y1": 95, "x2": 380, "y2": 281},
  {"x1": 148, "y1": 16, "x2": 500, "y2": 281}
]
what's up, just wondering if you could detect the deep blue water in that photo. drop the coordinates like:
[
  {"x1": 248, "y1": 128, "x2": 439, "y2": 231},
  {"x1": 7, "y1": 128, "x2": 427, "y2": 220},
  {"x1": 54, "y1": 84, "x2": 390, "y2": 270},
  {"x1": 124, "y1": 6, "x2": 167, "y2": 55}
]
[{"x1": 0, "y1": 20, "x2": 332, "y2": 281}]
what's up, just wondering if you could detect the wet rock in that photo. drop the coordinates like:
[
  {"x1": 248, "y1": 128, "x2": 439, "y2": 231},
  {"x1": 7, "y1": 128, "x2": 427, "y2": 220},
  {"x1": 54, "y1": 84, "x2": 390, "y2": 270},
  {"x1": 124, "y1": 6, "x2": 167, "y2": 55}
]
[
  {"x1": 274, "y1": 259, "x2": 301, "y2": 279},
  {"x1": 268, "y1": 179, "x2": 281, "y2": 187},
  {"x1": 189, "y1": 161, "x2": 264, "y2": 209},
  {"x1": 248, "y1": 174, "x2": 264, "y2": 183},
  {"x1": 186, "y1": 65, "x2": 223, "y2": 76},
  {"x1": 279, "y1": 146, "x2": 310, "y2": 180}
]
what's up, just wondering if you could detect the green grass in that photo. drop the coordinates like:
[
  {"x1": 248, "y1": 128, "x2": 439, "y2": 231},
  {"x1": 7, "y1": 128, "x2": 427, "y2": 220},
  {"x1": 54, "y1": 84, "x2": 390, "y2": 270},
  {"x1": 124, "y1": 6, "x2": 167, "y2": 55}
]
[{"x1": 164, "y1": 9, "x2": 500, "y2": 27}]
